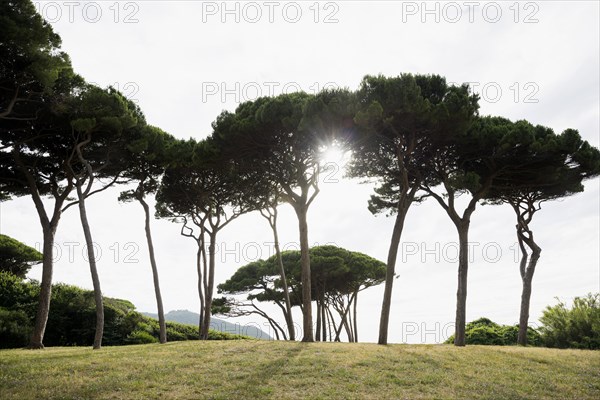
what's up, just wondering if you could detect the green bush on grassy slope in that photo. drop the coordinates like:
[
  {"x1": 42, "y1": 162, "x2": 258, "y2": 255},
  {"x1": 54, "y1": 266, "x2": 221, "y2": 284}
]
[
  {"x1": 539, "y1": 293, "x2": 600, "y2": 350},
  {"x1": 445, "y1": 294, "x2": 600, "y2": 348},
  {"x1": 0, "y1": 271, "x2": 248, "y2": 348},
  {"x1": 444, "y1": 317, "x2": 543, "y2": 346}
]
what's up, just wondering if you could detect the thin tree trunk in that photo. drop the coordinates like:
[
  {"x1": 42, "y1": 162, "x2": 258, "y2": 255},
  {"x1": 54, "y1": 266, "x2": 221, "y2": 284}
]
[
  {"x1": 346, "y1": 295, "x2": 354, "y2": 342},
  {"x1": 343, "y1": 316, "x2": 353, "y2": 343},
  {"x1": 334, "y1": 295, "x2": 355, "y2": 342},
  {"x1": 321, "y1": 293, "x2": 327, "y2": 341},
  {"x1": 13, "y1": 146, "x2": 69, "y2": 349},
  {"x1": 76, "y1": 182, "x2": 104, "y2": 349},
  {"x1": 269, "y1": 209, "x2": 295, "y2": 340},
  {"x1": 139, "y1": 197, "x2": 167, "y2": 344},
  {"x1": 353, "y1": 290, "x2": 359, "y2": 343},
  {"x1": 454, "y1": 223, "x2": 469, "y2": 347},
  {"x1": 200, "y1": 234, "x2": 217, "y2": 340},
  {"x1": 378, "y1": 204, "x2": 410, "y2": 345},
  {"x1": 518, "y1": 244, "x2": 541, "y2": 346},
  {"x1": 28, "y1": 226, "x2": 56, "y2": 349},
  {"x1": 270, "y1": 321, "x2": 281, "y2": 340},
  {"x1": 326, "y1": 305, "x2": 336, "y2": 342},
  {"x1": 295, "y1": 205, "x2": 314, "y2": 342},
  {"x1": 315, "y1": 297, "x2": 321, "y2": 341},
  {"x1": 196, "y1": 245, "x2": 205, "y2": 338}
]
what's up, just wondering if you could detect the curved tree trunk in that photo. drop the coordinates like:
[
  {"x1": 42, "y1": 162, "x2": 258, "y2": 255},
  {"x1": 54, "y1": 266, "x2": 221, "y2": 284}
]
[
  {"x1": 28, "y1": 226, "x2": 57, "y2": 349},
  {"x1": 139, "y1": 197, "x2": 167, "y2": 344},
  {"x1": 353, "y1": 290, "x2": 359, "y2": 343},
  {"x1": 378, "y1": 206, "x2": 410, "y2": 345},
  {"x1": 326, "y1": 305, "x2": 336, "y2": 342},
  {"x1": 454, "y1": 222, "x2": 470, "y2": 347},
  {"x1": 518, "y1": 243, "x2": 541, "y2": 346},
  {"x1": 334, "y1": 294, "x2": 355, "y2": 342},
  {"x1": 200, "y1": 233, "x2": 217, "y2": 340},
  {"x1": 196, "y1": 244, "x2": 205, "y2": 337},
  {"x1": 13, "y1": 146, "x2": 69, "y2": 349},
  {"x1": 295, "y1": 205, "x2": 314, "y2": 342},
  {"x1": 76, "y1": 182, "x2": 104, "y2": 350},
  {"x1": 346, "y1": 302, "x2": 354, "y2": 342},
  {"x1": 343, "y1": 317, "x2": 353, "y2": 342}
]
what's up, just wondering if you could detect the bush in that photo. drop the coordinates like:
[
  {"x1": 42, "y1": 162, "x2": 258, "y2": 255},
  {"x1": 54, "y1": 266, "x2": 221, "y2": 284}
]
[
  {"x1": 126, "y1": 330, "x2": 158, "y2": 344},
  {"x1": 163, "y1": 320, "x2": 199, "y2": 341},
  {"x1": 444, "y1": 317, "x2": 542, "y2": 346},
  {"x1": 539, "y1": 293, "x2": 600, "y2": 349},
  {"x1": 0, "y1": 307, "x2": 31, "y2": 348},
  {"x1": 0, "y1": 272, "x2": 250, "y2": 348},
  {"x1": 206, "y1": 329, "x2": 248, "y2": 340},
  {"x1": 0, "y1": 271, "x2": 38, "y2": 315}
]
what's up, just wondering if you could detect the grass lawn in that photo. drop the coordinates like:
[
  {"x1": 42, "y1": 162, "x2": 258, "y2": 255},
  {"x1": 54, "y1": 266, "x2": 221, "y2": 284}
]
[{"x1": 1, "y1": 340, "x2": 598, "y2": 399}]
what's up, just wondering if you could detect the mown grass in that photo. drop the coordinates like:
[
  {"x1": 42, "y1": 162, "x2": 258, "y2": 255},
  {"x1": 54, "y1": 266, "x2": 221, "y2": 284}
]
[{"x1": 1, "y1": 341, "x2": 598, "y2": 399}]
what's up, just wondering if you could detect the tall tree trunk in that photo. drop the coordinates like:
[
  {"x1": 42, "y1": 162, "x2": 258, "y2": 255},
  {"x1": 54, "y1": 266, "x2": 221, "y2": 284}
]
[
  {"x1": 139, "y1": 197, "x2": 167, "y2": 344},
  {"x1": 353, "y1": 289, "x2": 359, "y2": 343},
  {"x1": 196, "y1": 245, "x2": 205, "y2": 337},
  {"x1": 345, "y1": 298, "x2": 354, "y2": 343},
  {"x1": 200, "y1": 233, "x2": 217, "y2": 340},
  {"x1": 326, "y1": 306, "x2": 336, "y2": 342},
  {"x1": 14, "y1": 147, "x2": 69, "y2": 349},
  {"x1": 454, "y1": 222, "x2": 470, "y2": 347},
  {"x1": 343, "y1": 316, "x2": 353, "y2": 343},
  {"x1": 321, "y1": 293, "x2": 327, "y2": 341},
  {"x1": 315, "y1": 298, "x2": 321, "y2": 341},
  {"x1": 378, "y1": 204, "x2": 410, "y2": 345},
  {"x1": 76, "y1": 182, "x2": 104, "y2": 349},
  {"x1": 295, "y1": 205, "x2": 314, "y2": 342},
  {"x1": 518, "y1": 244, "x2": 541, "y2": 346},
  {"x1": 28, "y1": 226, "x2": 57, "y2": 349},
  {"x1": 269, "y1": 209, "x2": 295, "y2": 340}
]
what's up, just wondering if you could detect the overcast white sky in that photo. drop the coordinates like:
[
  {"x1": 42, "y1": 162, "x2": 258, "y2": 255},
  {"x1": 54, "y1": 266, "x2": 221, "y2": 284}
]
[{"x1": 2, "y1": 0, "x2": 599, "y2": 343}]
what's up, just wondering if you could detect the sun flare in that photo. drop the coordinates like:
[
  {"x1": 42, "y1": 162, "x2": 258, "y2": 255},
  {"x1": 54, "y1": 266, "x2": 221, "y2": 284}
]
[{"x1": 319, "y1": 145, "x2": 350, "y2": 169}]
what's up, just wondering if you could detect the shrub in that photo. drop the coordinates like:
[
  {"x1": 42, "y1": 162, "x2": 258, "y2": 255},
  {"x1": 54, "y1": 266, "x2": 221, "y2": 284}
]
[
  {"x1": 445, "y1": 317, "x2": 542, "y2": 346},
  {"x1": 126, "y1": 330, "x2": 158, "y2": 344},
  {"x1": 207, "y1": 329, "x2": 248, "y2": 340},
  {"x1": 539, "y1": 293, "x2": 600, "y2": 349},
  {"x1": 0, "y1": 307, "x2": 31, "y2": 348}
]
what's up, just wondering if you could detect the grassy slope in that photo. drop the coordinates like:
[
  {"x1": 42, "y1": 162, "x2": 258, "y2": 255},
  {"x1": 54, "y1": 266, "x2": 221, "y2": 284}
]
[{"x1": 0, "y1": 341, "x2": 598, "y2": 399}]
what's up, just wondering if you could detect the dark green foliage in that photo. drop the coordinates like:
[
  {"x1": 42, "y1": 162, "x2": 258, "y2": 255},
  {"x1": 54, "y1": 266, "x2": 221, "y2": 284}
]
[
  {"x1": 0, "y1": 307, "x2": 31, "y2": 348},
  {"x1": 444, "y1": 318, "x2": 542, "y2": 346},
  {"x1": 217, "y1": 244, "x2": 386, "y2": 341},
  {"x1": 0, "y1": 235, "x2": 42, "y2": 278},
  {"x1": 0, "y1": 0, "x2": 72, "y2": 120},
  {"x1": 218, "y1": 245, "x2": 386, "y2": 305},
  {"x1": 483, "y1": 119, "x2": 600, "y2": 204},
  {"x1": 539, "y1": 293, "x2": 600, "y2": 349},
  {"x1": 0, "y1": 271, "x2": 39, "y2": 316},
  {"x1": 126, "y1": 330, "x2": 158, "y2": 344},
  {"x1": 348, "y1": 74, "x2": 479, "y2": 215},
  {"x1": 0, "y1": 274, "x2": 247, "y2": 348}
]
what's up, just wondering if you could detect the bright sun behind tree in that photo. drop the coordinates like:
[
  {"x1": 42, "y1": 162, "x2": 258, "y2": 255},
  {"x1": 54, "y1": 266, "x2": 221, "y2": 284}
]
[{"x1": 319, "y1": 144, "x2": 350, "y2": 168}]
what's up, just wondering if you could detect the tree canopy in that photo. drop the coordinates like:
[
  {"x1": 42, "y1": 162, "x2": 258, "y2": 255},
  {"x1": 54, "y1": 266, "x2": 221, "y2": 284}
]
[
  {"x1": 216, "y1": 245, "x2": 386, "y2": 342},
  {"x1": 0, "y1": 0, "x2": 72, "y2": 120},
  {"x1": 0, "y1": 234, "x2": 42, "y2": 278}
]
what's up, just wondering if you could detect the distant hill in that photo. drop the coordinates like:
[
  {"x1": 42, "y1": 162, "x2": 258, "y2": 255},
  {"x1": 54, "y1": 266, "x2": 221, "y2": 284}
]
[{"x1": 141, "y1": 310, "x2": 272, "y2": 340}]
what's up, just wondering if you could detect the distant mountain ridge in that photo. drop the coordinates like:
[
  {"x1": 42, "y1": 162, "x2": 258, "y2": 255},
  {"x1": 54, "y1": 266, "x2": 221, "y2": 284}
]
[{"x1": 141, "y1": 309, "x2": 272, "y2": 340}]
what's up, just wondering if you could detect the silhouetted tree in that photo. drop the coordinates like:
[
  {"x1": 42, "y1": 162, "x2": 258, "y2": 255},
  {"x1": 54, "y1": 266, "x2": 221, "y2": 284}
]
[
  {"x1": 347, "y1": 74, "x2": 478, "y2": 344},
  {"x1": 484, "y1": 123, "x2": 600, "y2": 345}
]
